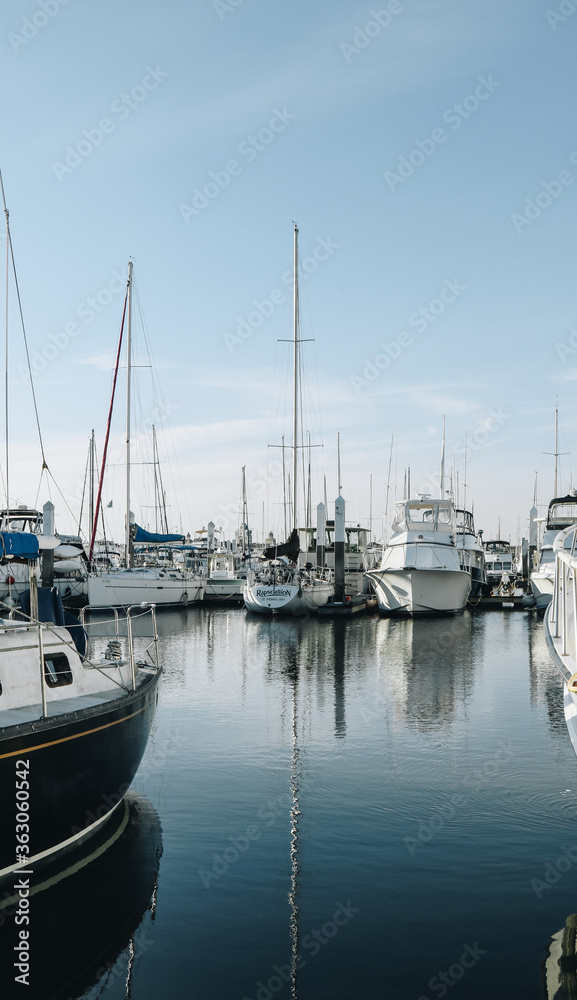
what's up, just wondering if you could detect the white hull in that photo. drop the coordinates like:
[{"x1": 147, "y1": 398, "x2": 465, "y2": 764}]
[
  {"x1": 366, "y1": 569, "x2": 471, "y2": 615},
  {"x1": 204, "y1": 579, "x2": 245, "y2": 601},
  {"x1": 87, "y1": 570, "x2": 204, "y2": 608},
  {"x1": 243, "y1": 580, "x2": 333, "y2": 614},
  {"x1": 530, "y1": 571, "x2": 554, "y2": 610}
]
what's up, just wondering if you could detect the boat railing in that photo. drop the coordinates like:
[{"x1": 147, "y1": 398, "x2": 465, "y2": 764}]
[
  {"x1": 79, "y1": 604, "x2": 160, "y2": 690},
  {"x1": 549, "y1": 526, "x2": 577, "y2": 674}
]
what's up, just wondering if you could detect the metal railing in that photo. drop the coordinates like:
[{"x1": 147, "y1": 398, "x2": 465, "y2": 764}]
[{"x1": 79, "y1": 604, "x2": 160, "y2": 692}]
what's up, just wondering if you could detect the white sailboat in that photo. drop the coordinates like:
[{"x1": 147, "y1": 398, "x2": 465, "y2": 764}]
[
  {"x1": 244, "y1": 226, "x2": 333, "y2": 615},
  {"x1": 87, "y1": 263, "x2": 204, "y2": 609}
]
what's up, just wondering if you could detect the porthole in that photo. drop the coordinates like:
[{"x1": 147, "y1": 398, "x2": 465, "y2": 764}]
[{"x1": 44, "y1": 653, "x2": 73, "y2": 688}]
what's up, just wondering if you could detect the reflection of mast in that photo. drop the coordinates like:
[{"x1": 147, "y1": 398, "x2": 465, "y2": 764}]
[
  {"x1": 334, "y1": 621, "x2": 346, "y2": 738},
  {"x1": 289, "y1": 672, "x2": 301, "y2": 998}
]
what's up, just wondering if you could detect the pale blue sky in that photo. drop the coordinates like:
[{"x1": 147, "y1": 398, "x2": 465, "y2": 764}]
[{"x1": 0, "y1": 0, "x2": 575, "y2": 542}]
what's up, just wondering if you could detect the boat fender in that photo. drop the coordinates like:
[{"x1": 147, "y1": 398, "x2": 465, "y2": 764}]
[
  {"x1": 181, "y1": 591, "x2": 189, "y2": 606},
  {"x1": 5, "y1": 575, "x2": 15, "y2": 585},
  {"x1": 568, "y1": 672, "x2": 577, "y2": 693}
]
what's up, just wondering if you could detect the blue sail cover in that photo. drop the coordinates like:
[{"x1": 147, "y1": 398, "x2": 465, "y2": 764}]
[
  {"x1": 1, "y1": 531, "x2": 40, "y2": 560},
  {"x1": 133, "y1": 524, "x2": 185, "y2": 544}
]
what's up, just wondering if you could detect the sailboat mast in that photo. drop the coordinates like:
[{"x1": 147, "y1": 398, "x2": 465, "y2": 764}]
[
  {"x1": 125, "y1": 261, "x2": 133, "y2": 569},
  {"x1": 292, "y1": 224, "x2": 299, "y2": 532},
  {"x1": 241, "y1": 465, "x2": 248, "y2": 551},
  {"x1": 89, "y1": 429, "x2": 95, "y2": 537},
  {"x1": 554, "y1": 407, "x2": 558, "y2": 497},
  {"x1": 3, "y1": 188, "x2": 9, "y2": 522},
  {"x1": 440, "y1": 415, "x2": 446, "y2": 498}
]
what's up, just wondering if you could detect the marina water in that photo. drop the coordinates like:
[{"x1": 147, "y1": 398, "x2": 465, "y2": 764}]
[{"x1": 4, "y1": 606, "x2": 577, "y2": 998}]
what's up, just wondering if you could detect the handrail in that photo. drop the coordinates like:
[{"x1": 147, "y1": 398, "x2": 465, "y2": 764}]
[{"x1": 549, "y1": 525, "x2": 577, "y2": 664}]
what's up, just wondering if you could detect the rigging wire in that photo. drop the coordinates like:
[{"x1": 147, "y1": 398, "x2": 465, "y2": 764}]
[{"x1": 0, "y1": 171, "x2": 48, "y2": 475}]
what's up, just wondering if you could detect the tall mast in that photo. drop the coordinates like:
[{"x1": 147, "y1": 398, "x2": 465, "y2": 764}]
[
  {"x1": 89, "y1": 429, "x2": 95, "y2": 537},
  {"x1": 292, "y1": 224, "x2": 299, "y2": 532},
  {"x1": 241, "y1": 465, "x2": 248, "y2": 551},
  {"x1": 545, "y1": 405, "x2": 567, "y2": 498},
  {"x1": 3, "y1": 185, "x2": 9, "y2": 522},
  {"x1": 337, "y1": 431, "x2": 342, "y2": 495},
  {"x1": 282, "y1": 435, "x2": 287, "y2": 539},
  {"x1": 125, "y1": 261, "x2": 133, "y2": 568},
  {"x1": 369, "y1": 473, "x2": 373, "y2": 541},
  {"x1": 440, "y1": 415, "x2": 446, "y2": 497}
]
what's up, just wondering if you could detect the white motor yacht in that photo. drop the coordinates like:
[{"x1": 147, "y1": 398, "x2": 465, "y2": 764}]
[
  {"x1": 531, "y1": 493, "x2": 577, "y2": 611},
  {"x1": 365, "y1": 497, "x2": 471, "y2": 615},
  {"x1": 456, "y1": 508, "x2": 486, "y2": 599}
]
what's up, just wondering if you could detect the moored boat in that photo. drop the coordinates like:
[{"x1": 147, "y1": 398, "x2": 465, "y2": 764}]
[
  {"x1": 365, "y1": 497, "x2": 471, "y2": 615},
  {"x1": 531, "y1": 493, "x2": 577, "y2": 611},
  {"x1": 0, "y1": 531, "x2": 161, "y2": 880},
  {"x1": 544, "y1": 524, "x2": 577, "y2": 760}
]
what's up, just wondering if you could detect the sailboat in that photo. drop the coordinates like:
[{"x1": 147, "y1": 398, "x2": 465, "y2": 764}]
[
  {"x1": 243, "y1": 226, "x2": 333, "y2": 614},
  {"x1": 86, "y1": 262, "x2": 204, "y2": 609}
]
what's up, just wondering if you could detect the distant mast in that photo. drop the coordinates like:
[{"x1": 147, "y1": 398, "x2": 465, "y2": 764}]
[{"x1": 440, "y1": 415, "x2": 446, "y2": 498}]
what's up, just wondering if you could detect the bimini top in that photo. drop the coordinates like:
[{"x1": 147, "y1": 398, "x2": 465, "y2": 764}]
[
  {"x1": 392, "y1": 499, "x2": 455, "y2": 535},
  {"x1": 547, "y1": 494, "x2": 577, "y2": 531}
]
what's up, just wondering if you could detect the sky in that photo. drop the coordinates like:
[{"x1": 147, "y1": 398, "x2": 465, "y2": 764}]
[{"x1": 0, "y1": 0, "x2": 575, "y2": 545}]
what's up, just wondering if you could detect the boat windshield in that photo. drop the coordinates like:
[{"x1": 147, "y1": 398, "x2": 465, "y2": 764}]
[
  {"x1": 549, "y1": 503, "x2": 577, "y2": 528},
  {"x1": 393, "y1": 500, "x2": 455, "y2": 533}
]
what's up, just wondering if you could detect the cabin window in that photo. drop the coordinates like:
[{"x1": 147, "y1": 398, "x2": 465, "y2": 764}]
[
  {"x1": 44, "y1": 653, "x2": 73, "y2": 688},
  {"x1": 493, "y1": 562, "x2": 502, "y2": 570}
]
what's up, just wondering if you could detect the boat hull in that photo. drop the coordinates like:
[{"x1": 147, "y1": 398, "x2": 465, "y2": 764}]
[
  {"x1": 0, "y1": 669, "x2": 160, "y2": 880},
  {"x1": 244, "y1": 581, "x2": 333, "y2": 614},
  {"x1": 366, "y1": 569, "x2": 471, "y2": 615},
  {"x1": 87, "y1": 572, "x2": 204, "y2": 608},
  {"x1": 530, "y1": 572, "x2": 554, "y2": 610}
]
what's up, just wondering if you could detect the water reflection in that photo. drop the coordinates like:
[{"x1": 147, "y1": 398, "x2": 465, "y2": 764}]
[
  {"x1": 0, "y1": 793, "x2": 162, "y2": 1000},
  {"x1": 543, "y1": 914, "x2": 577, "y2": 998},
  {"x1": 527, "y1": 613, "x2": 566, "y2": 736},
  {"x1": 376, "y1": 612, "x2": 478, "y2": 732}
]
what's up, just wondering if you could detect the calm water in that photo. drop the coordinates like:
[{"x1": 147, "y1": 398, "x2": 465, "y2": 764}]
[{"x1": 3, "y1": 606, "x2": 577, "y2": 999}]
